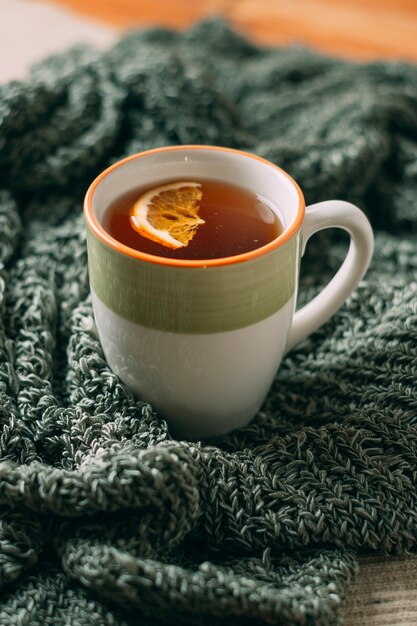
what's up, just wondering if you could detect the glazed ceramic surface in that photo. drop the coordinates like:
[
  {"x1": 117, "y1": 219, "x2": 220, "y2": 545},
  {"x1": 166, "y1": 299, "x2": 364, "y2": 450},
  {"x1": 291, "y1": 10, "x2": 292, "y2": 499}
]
[{"x1": 85, "y1": 146, "x2": 373, "y2": 438}]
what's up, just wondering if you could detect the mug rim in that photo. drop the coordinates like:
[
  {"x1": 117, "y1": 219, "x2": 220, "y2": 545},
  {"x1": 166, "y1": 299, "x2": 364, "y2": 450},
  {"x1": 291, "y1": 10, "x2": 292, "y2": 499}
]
[{"x1": 84, "y1": 145, "x2": 305, "y2": 268}]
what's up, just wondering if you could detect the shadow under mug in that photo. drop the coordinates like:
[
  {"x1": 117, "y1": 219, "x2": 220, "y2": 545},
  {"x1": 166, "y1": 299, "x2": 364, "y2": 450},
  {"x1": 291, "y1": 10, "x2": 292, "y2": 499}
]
[{"x1": 84, "y1": 145, "x2": 373, "y2": 439}]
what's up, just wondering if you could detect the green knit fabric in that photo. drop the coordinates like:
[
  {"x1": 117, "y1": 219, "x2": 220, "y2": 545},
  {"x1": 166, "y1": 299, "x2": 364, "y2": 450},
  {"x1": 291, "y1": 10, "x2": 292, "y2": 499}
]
[{"x1": 0, "y1": 19, "x2": 416, "y2": 625}]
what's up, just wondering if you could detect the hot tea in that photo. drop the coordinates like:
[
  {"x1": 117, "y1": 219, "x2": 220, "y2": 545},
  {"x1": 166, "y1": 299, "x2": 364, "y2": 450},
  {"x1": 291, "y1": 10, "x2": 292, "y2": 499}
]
[{"x1": 103, "y1": 178, "x2": 283, "y2": 260}]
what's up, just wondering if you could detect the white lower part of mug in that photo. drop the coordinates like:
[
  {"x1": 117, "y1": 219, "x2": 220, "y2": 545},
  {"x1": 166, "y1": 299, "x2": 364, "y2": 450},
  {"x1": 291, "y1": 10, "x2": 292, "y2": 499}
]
[{"x1": 91, "y1": 289, "x2": 295, "y2": 439}]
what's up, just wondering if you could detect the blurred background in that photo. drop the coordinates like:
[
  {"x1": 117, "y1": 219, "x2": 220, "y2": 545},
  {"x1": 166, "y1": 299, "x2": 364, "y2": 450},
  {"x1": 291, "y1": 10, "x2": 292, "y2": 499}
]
[{"x1": 1, "y1": 0, "x2": 417, "y2": 84}]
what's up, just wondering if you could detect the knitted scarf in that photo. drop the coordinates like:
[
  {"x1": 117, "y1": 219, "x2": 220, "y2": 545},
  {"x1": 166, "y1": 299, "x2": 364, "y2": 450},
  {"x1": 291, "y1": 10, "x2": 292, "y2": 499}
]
[{"x1": 0, "y1": 19, "x2": 416, "y2": 626}]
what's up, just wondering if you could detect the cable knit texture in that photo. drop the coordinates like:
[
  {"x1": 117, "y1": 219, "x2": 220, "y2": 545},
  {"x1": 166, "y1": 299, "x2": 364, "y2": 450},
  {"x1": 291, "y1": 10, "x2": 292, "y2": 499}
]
[{"x1": 0, "y1": 19, "x2": 416, "y2": 625}]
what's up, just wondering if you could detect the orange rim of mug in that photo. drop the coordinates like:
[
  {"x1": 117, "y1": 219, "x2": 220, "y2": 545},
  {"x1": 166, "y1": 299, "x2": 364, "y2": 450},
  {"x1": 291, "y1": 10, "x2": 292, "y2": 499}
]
[{"x1": 84, "y1": 145, "x2": 306, "y2": 268}]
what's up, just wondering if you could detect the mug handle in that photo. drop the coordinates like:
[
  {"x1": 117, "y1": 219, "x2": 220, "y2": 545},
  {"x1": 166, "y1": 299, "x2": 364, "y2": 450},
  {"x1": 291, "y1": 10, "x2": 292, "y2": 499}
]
[{"x1": 286, "y1": 200, "x2": 374, "y2": 352}]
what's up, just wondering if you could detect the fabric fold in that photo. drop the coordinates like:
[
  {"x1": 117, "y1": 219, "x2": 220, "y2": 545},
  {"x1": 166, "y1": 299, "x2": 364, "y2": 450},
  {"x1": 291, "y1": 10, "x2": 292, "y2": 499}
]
[{"x1": 0, "y1": 17, "x2": 416, "y2": 625}]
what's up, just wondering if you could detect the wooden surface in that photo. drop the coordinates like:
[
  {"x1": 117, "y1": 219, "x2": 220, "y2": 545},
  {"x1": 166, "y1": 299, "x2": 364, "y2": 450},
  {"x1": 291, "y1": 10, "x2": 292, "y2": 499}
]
[
  {"x1": 340, "y1": 555, "x2": 417, "y2": 626},
  {"x1": 48, "y1": 0, "x2": 417, "y2": 61}
]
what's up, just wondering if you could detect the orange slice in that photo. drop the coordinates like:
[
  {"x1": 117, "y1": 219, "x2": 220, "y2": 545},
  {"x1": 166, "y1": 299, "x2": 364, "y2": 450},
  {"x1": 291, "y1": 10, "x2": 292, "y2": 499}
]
[{"x1": 129, "y1": 181, "x2": 205, "y2": 249}]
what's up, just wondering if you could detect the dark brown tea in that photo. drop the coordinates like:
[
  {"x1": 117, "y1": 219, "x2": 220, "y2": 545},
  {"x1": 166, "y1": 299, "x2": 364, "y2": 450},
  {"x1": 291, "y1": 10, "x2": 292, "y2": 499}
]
[{"x1": 103, "y1": 178, "x2": 283, "y2": 260}]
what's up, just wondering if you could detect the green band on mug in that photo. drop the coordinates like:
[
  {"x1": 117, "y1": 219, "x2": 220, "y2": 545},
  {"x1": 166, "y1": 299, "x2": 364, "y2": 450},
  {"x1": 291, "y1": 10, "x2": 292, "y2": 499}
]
[{"x1": 87, "y1": 228, "x2": 300, "y2": 334}]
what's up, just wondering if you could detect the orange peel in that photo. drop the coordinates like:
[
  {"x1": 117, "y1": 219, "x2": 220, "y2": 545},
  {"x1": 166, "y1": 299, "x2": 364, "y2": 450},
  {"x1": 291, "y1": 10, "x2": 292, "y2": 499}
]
[{"x1": 130, "y1": 181, "x2": 204, "y2": 249}]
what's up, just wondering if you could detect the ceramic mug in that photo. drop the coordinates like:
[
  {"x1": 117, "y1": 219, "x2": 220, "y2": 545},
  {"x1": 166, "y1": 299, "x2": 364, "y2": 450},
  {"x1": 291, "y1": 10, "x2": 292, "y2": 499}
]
[{"x1": 84, "y1": 146, "x2": 373, "y2": 439}]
